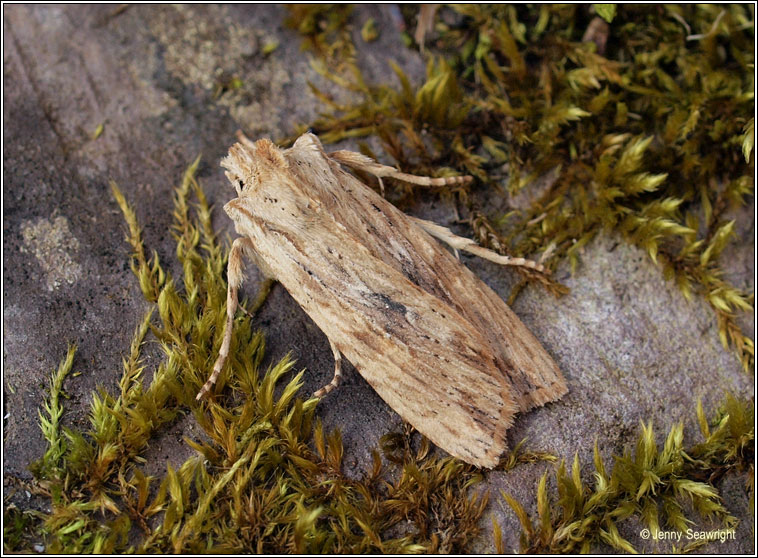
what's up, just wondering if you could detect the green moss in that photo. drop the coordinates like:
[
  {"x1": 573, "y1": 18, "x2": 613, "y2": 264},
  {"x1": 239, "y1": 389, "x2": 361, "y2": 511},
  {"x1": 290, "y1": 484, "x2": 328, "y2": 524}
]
[
  {"x1": 361, "y1": 18, "x2": 379, "y2": 43},
  {"x1": 594, "y1": 5, "x2": 617, "y2": 24},
  {"x1": 497, "y1": 394, "x2": 754, "y2": 553},
  {"x1": 292, "y1": 4, "x2": 754, "y2": 371},
  {"x1": 284, "y1": 5, "x2": 355, "y2": 64},
  {"x1": 4, "y1": 505, "x2": 44, "y2": 553},
  {"x1": 91, "y1": 123, "x2": 104, "y2": 140}
]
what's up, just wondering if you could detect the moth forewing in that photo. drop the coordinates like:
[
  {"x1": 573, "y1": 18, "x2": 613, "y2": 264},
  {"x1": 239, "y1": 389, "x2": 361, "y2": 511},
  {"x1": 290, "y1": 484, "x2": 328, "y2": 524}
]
[{"x1": 204, "y1": 133, "x2": 568, "y2": 468}]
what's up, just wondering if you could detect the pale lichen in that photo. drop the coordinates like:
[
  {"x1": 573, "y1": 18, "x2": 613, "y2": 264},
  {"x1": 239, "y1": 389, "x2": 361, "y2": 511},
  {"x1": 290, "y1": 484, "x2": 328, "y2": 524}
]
[{"x1": 20, "y1": 216, "x2": 83, "y2": 291}]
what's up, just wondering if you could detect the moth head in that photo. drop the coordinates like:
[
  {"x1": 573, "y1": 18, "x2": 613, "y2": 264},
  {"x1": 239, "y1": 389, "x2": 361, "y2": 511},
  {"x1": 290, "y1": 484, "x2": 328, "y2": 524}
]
[{"x1": 221, "y1": 137, "x2": 289, "y2": 196}]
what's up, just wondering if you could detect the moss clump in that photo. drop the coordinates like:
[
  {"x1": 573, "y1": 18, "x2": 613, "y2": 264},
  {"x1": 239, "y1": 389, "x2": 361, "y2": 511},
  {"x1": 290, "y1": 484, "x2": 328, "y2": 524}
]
[
  {"x1": 293, "y1": 4, "x2": 754, "y2": 370},
  {"x1": 18, "y1": 162, "x2": 488, "y2": 553},
  {"x1": 284, "y1": 5, "x2": 355, "y2": 64},
  {"x1": 497, "y1": 394, "x2": 754, "y2": 553}
]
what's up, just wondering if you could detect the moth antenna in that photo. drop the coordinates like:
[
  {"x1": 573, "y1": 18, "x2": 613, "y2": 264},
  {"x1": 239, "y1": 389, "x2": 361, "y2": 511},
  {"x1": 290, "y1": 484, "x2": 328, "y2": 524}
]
[
  {"x1": 408, "y1": 216, "x2": 547, "y2": 274},
  {"x1": 329, "y1": 150, "x2": 472, "y2": 188},
  {"x1": 235, "y1": 130, "x2": 256, "y2": 150}
]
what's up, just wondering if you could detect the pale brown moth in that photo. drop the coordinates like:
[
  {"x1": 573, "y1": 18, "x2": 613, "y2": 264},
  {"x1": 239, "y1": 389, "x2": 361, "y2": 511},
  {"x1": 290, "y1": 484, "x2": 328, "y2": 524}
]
[{"x1": 197, "y1": 132, "x2": 567, "y2": 468}]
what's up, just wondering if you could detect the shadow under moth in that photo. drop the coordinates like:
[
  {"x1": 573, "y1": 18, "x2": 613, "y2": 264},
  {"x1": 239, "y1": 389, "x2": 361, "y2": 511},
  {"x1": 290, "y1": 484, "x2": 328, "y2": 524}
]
[{"x1": 197, "y1": 132, "x2": 567, "y2": 468}]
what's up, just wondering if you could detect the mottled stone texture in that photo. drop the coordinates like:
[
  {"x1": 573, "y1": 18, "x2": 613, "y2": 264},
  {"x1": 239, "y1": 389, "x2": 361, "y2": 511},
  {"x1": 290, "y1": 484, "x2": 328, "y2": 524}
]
[{"x1": 3, "y1": 4, "x2": 753, "y2": 553}]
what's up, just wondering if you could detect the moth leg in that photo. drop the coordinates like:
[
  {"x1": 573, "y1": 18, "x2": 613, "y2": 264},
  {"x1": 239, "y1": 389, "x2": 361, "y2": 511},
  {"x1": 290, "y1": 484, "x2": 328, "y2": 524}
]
[
  {"x1": 312, "y1": 340, "x2": 343, "y2": 399},
  {"x1": 197, "y1": 237, "x2": 258, "y2": 401},
  {"x1": 329, "y1": 150, "x2": 473, "y2": 188},
  {"x1": 407, "y1": 215, "x2": 547, "y2": 273}
]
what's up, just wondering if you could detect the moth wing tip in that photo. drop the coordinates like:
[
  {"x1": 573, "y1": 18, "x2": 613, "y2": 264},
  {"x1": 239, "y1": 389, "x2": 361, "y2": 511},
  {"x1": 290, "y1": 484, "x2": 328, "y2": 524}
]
[
  {"x1": 519, "y1": 375, "x2": 569, "y2": 411},
  {"x1": 469, "y1": 434, "x2": 508, "y2": 469}
]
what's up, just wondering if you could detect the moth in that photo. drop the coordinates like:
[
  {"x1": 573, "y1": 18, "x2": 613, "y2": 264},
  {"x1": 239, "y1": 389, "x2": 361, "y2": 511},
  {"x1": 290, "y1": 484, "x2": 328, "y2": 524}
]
[{"x1": 197, "y1": 132, "x2": 567, "y2": 468}]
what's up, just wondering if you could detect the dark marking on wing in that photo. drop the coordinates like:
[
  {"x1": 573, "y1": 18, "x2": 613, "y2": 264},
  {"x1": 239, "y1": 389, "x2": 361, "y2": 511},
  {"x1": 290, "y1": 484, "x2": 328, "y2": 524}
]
[{"x1": 368, "y1": 292, "x2": 407, "y2": 315}]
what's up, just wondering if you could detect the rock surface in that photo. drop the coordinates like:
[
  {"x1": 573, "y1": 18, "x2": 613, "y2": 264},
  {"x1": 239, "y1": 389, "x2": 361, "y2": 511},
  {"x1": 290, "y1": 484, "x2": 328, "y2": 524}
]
[{"x1": 3, "y1": 4, "x2": 753, "y2": 553}]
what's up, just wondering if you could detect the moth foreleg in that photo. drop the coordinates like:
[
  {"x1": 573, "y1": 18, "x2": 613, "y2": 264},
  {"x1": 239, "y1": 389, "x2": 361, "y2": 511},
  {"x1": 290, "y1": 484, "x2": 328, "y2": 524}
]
[
  {"x1": 312, "y1": 340, "x2": 343, "y2": 399},
  {"x1": 407, "y1": 215, "x2": 547, "y2": 273},
  {"x1": 329, "y1": 150, "x2": 472, "y2": 188},
  {"x1": 196, "y1": 236, "x2": 254, "y2": 401}
]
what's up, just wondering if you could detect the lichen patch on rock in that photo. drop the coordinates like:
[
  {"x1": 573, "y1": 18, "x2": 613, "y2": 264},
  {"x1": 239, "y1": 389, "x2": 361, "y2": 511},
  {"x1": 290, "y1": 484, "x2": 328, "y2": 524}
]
[{"x1": 20, "y1": 216, "x2": 82, "y2": 291}]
